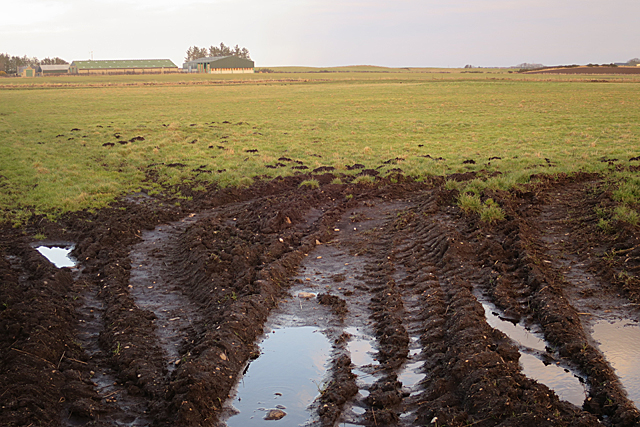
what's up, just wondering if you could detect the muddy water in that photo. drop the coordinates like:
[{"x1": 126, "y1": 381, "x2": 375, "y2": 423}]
[
  {"x1": 224, "y1": 273, "x2": 337, "y2": 426},
  {"x1": 226, "y1": 326, "x2": 330, "y2": 426},
  {"x1": 481, "y1": 301, "x2": 586, "y2": 407},
  {"x1": 35, "y1": 245, "x2": 77, "y2": 268},
  {"x1": 592, "y1": 319, "x2": 640, "y2": 406}
]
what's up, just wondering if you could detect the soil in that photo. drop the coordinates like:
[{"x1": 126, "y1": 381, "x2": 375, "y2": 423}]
[{"x1": 1, "y1": 172, "x2": 640, "y2": 426}]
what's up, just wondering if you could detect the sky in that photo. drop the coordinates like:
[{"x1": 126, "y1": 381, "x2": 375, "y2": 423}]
[{"x1": 2, "y1": 0, "x2": 639, "y2": 68}]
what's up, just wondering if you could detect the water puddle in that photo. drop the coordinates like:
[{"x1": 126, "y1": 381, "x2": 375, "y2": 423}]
[
  {"x1": 481, "y1": 301, "x2": 586, "y2": 406},
  {"x1": 35, "y1": 245, "x2": 77, "y2": 268},
  {"x1": 226, "y1": 326, "x2": 330, "y2": 426},
  {"x1": 346, "y1": 327, "x2": 379, "y2": 388},
  {"x1": 592, "y1": 319, "x2": 640, "y2": 406},
  {"x1": 398, "y1": 343, "x2": 425, "y2": 392}
]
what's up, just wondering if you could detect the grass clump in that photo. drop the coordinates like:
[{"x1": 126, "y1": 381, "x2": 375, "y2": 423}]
[
  {"x1": 353, "y1": 175, "x2": 375, "y2": 185},
  {"x1": 458, "y1": 194, "x2": 505, "y2": 224},
  {"x1": 613, "y1": 176, "x2": 640, "y2": 205},
  {"x1": 458, "y1": 193, "x2": 483, "y2": 214},
  {"x1": 480, "y1": 198, "x2": 506, "y2": 224},
  {"x1": 613, "y1": 205, "x2": 639, "y2": 226},
  {"x1": 299, "y1": 179, "x2": 320, "y2": 189}
]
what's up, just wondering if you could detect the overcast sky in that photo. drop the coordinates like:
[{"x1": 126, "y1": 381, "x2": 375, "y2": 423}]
[{"x1": 2, "y1": 0, "x2": 639, "y2": 68}]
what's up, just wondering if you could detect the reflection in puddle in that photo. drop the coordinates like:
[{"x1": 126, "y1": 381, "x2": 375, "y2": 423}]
[
  {"x1": 399, "y1": 338, "x2": 425, "y2": 389},
  {"x1": 346, "y1": 327, "x2": 379, "y2": 387},
  {"x1": 35, "y1": 246, "x2": 76, "y2": 268},
  {"x1": 398, "y1": 360, "x2": 424, "y2": 389},
  {"x1": 481, "y1": 302, "x2": 585, "y2": 406},
  {"x1": 227, "y1": 327, "x2": 330, "y2": 427},
  {"x1": 481, "y1": 303, "x2": 547, "y2": 352},
  {"x1": 519, "y1": 354, "x2": 585, "y2": 406},
  {"x1": 592, "y1": 319, "x2": 640, "y2": 406}
]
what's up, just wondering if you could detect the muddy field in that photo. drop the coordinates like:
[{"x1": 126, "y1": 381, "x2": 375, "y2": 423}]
[{"x1": 2, "y1": 172, "x2": 640, "y2": 427}]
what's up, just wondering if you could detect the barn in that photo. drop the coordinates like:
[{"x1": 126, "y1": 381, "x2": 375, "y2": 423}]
[
  {"x1": 183, "y1": 56, "x2": 254, "y2": 74},
  {"x1": 40, "y1": 64, "x2": 70, "y2": 75},
  {"x1": 69, "y1": 59, "x2": 178, "y2": 75},
  {"x1": 18, "y1": 66, "x2": 36, "y2": 78}
]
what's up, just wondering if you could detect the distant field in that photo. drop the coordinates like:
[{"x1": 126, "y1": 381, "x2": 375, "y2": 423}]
[{"x1": 1, "y1": 69, "x2": 639, "y2": 223}]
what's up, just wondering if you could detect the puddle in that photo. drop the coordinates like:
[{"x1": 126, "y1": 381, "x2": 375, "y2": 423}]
[
  {"x1": 346, "y1": 327, "x2": 379, "y2": 387},
  {"x1": 226, "y1": 326, "x2": 330, "y2": 426},
  {"x1": 481, "y1": 301, "x2": 586, "y2": 406},
  {"x1": 35, "y1": 245, "x2": 77, "y2": 268},
  {"x1": 398, "y1": 338, "x2": 425, "y2": 390},
  {"x1": 592, "y1": 319, "x2": 640, "y2": 406},
  {"x1": 481, "y1": 302, "x2": 547, "y2": 353}
]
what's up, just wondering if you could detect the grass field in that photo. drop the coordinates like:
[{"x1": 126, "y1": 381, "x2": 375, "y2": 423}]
[{"x1": 1, "y1": 69, "x2": 639, "y2": 224}]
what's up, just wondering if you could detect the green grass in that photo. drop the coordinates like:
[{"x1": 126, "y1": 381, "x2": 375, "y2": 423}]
[{"x1": 1, "y1": 70, "x2": 640, "y2": 224}]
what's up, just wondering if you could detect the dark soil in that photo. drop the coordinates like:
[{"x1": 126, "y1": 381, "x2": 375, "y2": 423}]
[{"x1": 1, "y1": 172, "x2": 639, "y2": 426}]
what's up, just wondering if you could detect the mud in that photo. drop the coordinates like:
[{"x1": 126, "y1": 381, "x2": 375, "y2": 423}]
[{"x1": 1, "y1": 172, "x2": 640, "y2": 426}]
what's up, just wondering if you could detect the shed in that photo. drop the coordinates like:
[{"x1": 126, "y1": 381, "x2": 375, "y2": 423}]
[
  {"x1": 183, "y1": 56, "x2": 254, "y2": 74},
  {"x1": 40, "y1": 64, "x2": 70, "y2": 75},
  {"x1": 19, "y1": 66, "x2": 36, "y2": 78},
  {"x1": 69, "y1": 59, "x2": 178, "y2": 74}
]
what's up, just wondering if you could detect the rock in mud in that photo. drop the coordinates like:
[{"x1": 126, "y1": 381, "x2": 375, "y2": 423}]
[
  {"x1": 264, "y1": 409, "x2": 287, "y2": 420},
  {"x1": 298, "y1": 291, "x2": 316, "y2": 299}
]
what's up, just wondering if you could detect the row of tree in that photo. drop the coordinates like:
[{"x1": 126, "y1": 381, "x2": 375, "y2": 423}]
[
  {"x1": 0, "y1": 54, "x2": 68, "y2": 75},
  {"x1": 185, "y1": 43, "x2": 250, "y2": 62}
]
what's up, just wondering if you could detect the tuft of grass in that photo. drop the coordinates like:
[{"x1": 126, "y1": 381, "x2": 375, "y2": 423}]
[
  {"x1": 480, "y1": 198, "x2": 506, "y2": 224},
  {"x1": 299, "y1": 179, "x2": 320, "y2": 189},
  {"x1": 458, "y1": 193, "x2": 483, "y2": 214},
  {"x1": 613, "y1": 205, "x2": 639, "y2": 226},
  {"x1": 33, "y1": 233, "x2": 46, "y2": 240},
  {"x1": 330, "y1": 177, "x2": 343, "y2": 185},
  {"x1": 613, "y1": 176, "x2": 640, "y2": 205},
  {"x1": 353, "y1": 175, "x2": 375, "y2": 185},
  {"x1": 597, "y1": 218, "x2": 614, "y2": 233},
  {"x1": 445, "y1": 180, "x2": 464, "y2": 191}
]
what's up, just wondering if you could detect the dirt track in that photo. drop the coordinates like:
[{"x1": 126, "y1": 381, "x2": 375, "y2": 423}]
[{"x1": 1, "y1": 172, "x2": 640, "y2": 426}]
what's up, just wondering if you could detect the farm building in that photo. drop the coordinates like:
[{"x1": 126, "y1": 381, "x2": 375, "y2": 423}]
[
  {"x1": 40, "y1": 64, "x2": 70, "y2": 75},
  {"x1": 183, "y1": 56, "x2": 254, "y2": 74},
  {"x1": 18, "y1": 66, "x2": 36, "y2": 78},
  {"x1": 69, "y1": 59, "x2": 178, "y2": 75}
]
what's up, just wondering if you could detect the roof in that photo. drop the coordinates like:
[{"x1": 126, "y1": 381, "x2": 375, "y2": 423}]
[
  {"x1": 71, "y1": 59, "x2": 178, "y2": 70},
  {"x1": 183, "y1": 56, "x2": 254, "y2": 68},
  {"x1": 185, "y1": 56, "x2": 236, "y2": 64},
  {"x1": 41, "y1": 64, "x2": 70, "y2": 72}
]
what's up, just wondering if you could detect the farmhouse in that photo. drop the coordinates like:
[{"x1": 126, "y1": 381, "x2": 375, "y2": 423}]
[
  {"x1": 183, "y1": 56, "x2": 254, "y2": 74},
  {"x1": 69, "y1": 59, "x2": 178, "y2": 75},
  {"x1": 40, "y1": 64, "x2": 70, "y2": 75}
]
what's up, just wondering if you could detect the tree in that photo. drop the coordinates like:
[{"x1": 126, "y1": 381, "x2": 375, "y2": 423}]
[
  {"x1": 40, "y1": 57, "x2": 68, "y2": 65},
  {"x1": 0, "y1": 54, "x2": 39, "y2": 74},
  {"x1": 628, "y1": 58, "x2": 640, "y2": 66},
  {"x1": 185, "y1": 43, "x2": 250, "y2": 62}
]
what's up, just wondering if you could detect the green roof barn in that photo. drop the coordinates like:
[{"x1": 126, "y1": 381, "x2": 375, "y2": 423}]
[
  {"x1": 183, "y1": 56, "x2": 254, "y2": 74},
  {"x1": 69, "y1": 59, "x2": 178, "y2": 74}
]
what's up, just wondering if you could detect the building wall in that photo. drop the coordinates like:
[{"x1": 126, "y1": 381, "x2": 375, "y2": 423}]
[
  {"x1": 210, "y1": 68, "x2": 254, "y2": 74},
  {"x1": 75, "y1": 67, "x2": 179, "y2": 75}
]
